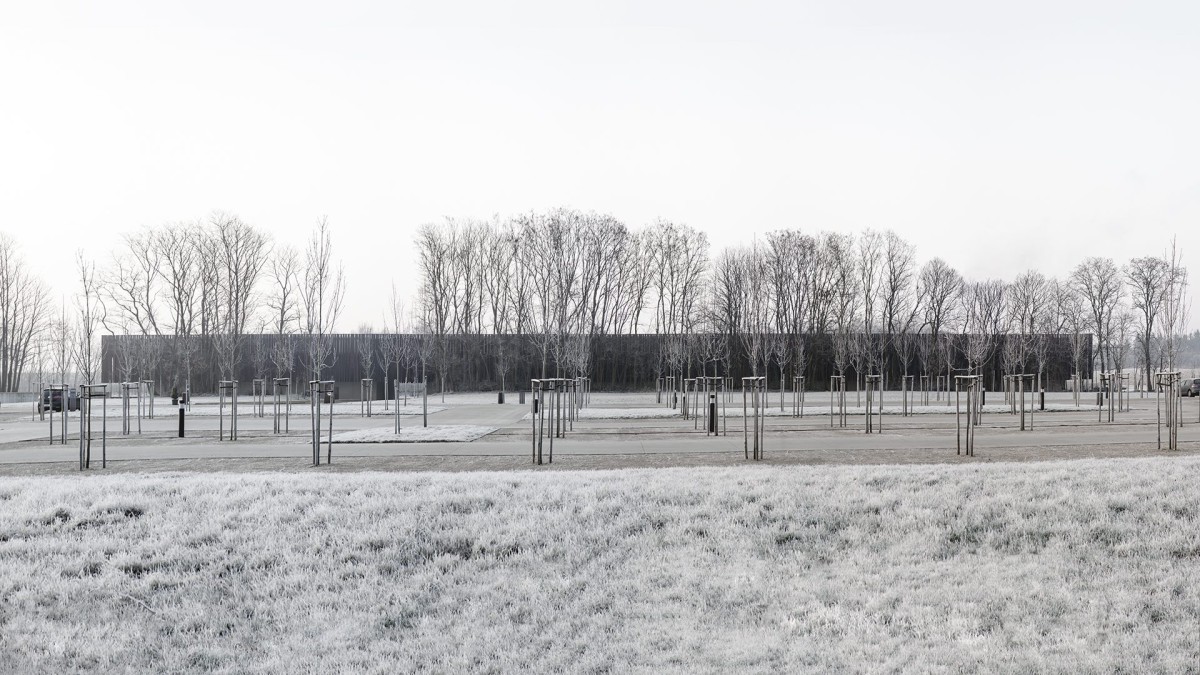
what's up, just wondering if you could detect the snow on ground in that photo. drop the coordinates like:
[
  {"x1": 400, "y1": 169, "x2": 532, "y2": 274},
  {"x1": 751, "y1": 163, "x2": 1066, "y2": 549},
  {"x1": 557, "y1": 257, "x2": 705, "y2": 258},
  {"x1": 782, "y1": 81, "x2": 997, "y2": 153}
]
[
  {"x1": 523, "y1": 402, "x2": 1100, "y2": 420},
  {"x1": 736, "y1": 403, "x2": 1100, "y2": 416},
  {"x1": 60, "y1": 400, "x2": 445, "y2": 418},
  {"x1": 1, "y1": 459, "x2": 1197, "y2": 671},
  {"x1": 416, "y1": 392, "x2": 649, "y2": 406},
  {"x1": 330, "y1": 425, "x2": 497, "y2": 443},
  {"x1": 522, "y1": 407, "x2": 682, "y2": 421}
]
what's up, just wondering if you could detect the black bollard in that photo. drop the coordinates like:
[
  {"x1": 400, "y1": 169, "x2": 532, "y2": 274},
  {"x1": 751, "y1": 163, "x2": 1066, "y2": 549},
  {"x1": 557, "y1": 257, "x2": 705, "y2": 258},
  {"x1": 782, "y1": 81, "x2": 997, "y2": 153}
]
[
  {"x1": 519, "y1": 391, "x2": 525, "y2": 405},
  {"x1": 1039, "y1": 389, "x2": 1045, "y2": 411},
  {"x1": 178, "y1": 404, "x2": 185, "y2": 438}
]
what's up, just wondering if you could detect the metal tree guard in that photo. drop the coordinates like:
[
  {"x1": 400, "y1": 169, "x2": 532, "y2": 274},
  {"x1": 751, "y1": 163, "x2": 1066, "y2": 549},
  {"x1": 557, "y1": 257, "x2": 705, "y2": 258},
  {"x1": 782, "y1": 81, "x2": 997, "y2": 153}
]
[
  {"x1": 360, "y1": 378, "x2": 374, "y2": 417},
  {"x1": 218, "y1": 380, "x2": 238, "y2": 441},
  {"x1": 310, "y1": 380, "x2": 336, "y2": 465},
  {"x1": 141, "y1": 379, "x2": 155, "y2": 419},
  {"x1": 1155, "y1": 371, "x2": 1181, "y2": 451},
  {"x1": 47, "y1": 383, "x2": 69, "y2": 445},
  {"x1": 901, "y1": 374, "x2": 914, "y2": 416},
  {"x1": 120, "y1": 381, "x2": 142, "y2": 435},
  {"x1": 742, "y1": 376, "x2": 766, "y2": 460},
  {"x1": 530, "y1": 378, "x2": 561, "y2": 465},
  {"x1": 273, "y1": 377, "x2": 291, "y2": 433},
  {"x1": 79, "y1": 384, "x2": 108, "y2": 470},
  {"x1": 865, "y1": 374, "x2": 883, "y2": 434},
  {"x1": 791, "y1": 375, "x2": 806, "y2": 418},
  {"x1": 955, "y1": 375, "x2": 980, "y2": 456},
  {"x1": 251, "y1": 378, "x2": 267, "y2": 418},
  {"x1": 830, "y1": 375, "x2": 847, "y2": 428},
  {"x1": 1011, "y1": 373, "x2": 1036, "y2": 431}
]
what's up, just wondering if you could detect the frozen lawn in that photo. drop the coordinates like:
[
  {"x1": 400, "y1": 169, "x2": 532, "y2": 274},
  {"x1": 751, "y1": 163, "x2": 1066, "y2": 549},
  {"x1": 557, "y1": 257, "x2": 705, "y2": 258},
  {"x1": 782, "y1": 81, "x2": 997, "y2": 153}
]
[
  {"x1": 1, "y1": 459, "x2": 1198, "y2": 671},
  {"x1": 747, "y1": 403, "x2": 1099, "y2": 416},
  {"x1": 523, "y1": 407, "x2": 684, "y2": 420},
  {"x1": 331, "y1": 425, "x2": 498, "y2": 443},
  {"x1": 66, "y1": 399, "x2": 444, "y2": 417},
  {"x1": 527, "y1": 404, "x2": 1100, "y2": 420}
]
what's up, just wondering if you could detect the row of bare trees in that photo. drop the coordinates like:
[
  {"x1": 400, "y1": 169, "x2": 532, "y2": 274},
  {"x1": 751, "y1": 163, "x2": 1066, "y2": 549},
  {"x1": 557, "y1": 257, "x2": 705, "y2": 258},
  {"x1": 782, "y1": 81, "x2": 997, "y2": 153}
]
[
  {"x1": 414, "y1": 213, "x2": 1190, "y2": 394},
  {"x1": 2, "y1": 211, "x2": 1190, "y2": 397},
  {"x1": 413, "y1": 210, "x2": 704, "y2": 393},
  {"x1": 21, "y1": 213, "x2": 346, "y2": 393}
]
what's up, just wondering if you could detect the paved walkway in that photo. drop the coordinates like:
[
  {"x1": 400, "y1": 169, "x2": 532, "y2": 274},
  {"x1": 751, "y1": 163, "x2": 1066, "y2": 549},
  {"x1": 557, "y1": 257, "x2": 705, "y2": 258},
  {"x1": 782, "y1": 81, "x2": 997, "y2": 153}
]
[{"x1": 1, "y1": 394, "x2": 1195, "y2": 475}]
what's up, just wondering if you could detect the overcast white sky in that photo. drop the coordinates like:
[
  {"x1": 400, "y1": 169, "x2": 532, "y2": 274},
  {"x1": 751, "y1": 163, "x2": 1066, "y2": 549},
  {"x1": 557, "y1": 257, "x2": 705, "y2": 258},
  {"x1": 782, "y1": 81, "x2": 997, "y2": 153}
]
[{"x1": 1, "y1": 1, "x2": 1197, "y2": 331}]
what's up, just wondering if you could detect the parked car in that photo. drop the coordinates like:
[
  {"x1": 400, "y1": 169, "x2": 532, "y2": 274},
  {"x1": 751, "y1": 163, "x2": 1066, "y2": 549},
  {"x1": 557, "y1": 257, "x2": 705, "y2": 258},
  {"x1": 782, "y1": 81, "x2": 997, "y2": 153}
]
[
  {"x1": 41, "y1": 387, "x2": 79, "y2": 412},
  {"x1": 1181, "y1": 379, "x2": 1200, "y2": 397}
]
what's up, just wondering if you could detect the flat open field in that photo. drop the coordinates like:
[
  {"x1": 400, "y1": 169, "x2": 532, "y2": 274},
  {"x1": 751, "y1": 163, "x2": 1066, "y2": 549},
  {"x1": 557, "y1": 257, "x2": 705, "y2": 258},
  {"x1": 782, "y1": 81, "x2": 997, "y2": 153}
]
[
  {"x1": 1, "y1": 458, "x2": 1198, "y2": 672},
  {"x1": 2, "y1": 390, "x2": 1197, "y2": 671}
]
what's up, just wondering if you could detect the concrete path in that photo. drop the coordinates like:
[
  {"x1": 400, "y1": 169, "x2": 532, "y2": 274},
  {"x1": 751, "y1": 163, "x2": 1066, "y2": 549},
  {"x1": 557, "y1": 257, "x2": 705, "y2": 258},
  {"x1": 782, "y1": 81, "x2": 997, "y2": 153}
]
[{"x1": 1, "y1": 391, "x2": 1195, "y2": 474}]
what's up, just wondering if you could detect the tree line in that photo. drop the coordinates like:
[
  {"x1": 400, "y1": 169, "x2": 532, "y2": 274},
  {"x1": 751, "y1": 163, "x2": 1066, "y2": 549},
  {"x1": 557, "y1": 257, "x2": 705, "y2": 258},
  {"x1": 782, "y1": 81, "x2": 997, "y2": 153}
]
[
  {"x1": 22, "y1": 213, "x2": 346, "y2": 395},
  {"x1": 2, "y1": 208, "x2": 1191, "y2": 395},
  {"x1": 413, "y1": 210, "x2": 1190, "y2": 395}
]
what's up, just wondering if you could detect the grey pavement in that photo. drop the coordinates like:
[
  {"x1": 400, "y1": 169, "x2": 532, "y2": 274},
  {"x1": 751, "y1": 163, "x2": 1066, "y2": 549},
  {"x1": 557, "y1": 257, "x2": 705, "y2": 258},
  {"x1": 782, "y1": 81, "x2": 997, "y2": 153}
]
[{"x1": 0, "y1": 398, "x2": 1195, "y2": 468}]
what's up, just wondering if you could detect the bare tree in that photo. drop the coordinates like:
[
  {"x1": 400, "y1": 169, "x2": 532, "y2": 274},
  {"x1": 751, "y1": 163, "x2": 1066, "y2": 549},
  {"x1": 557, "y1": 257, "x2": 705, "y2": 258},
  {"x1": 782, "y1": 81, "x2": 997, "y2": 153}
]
[
  {"x1": 0, "y1": 236, "x2": 49, "y2": 391},
  {"x1": 735, "y1": 245, "x2": 768, "y2": 378},
  {"x1": 112, "y1": 330, "x2": 136, "y2": 384},
  {"x1": 300, "y1": 217, "x2": 347, "y2": 382},
  {"x1": 880, "y1": 231, "x2": 920, "y2": 384},
  {"x1": 1071, "y1": 257, "x2": 1123, "y2": 377},
  {"x1": 919, "y1": 258, "x2": 963, "y2": 345},
  {"x1": 1158, "y1": 238, "x2": 1189, "y2": 375},
  {"x1": 1057, "y1": 281, "x2": 1090, "y2": 404},
  {"x1": 269, "y1": 331, "x2": 296, "y2": 387},
  {"x1": 50, "y1": 306, "x2": 74, "y2": 384},
  {"x1": 211, "y1": 214, "x2": 271, "y2": 380},
  {"x1": 104, "y1": 228, "x2": 162, "y2": 338},
  {"x1": 1126, "y1": 256, "x2": 1170, "y2": 392},
  {"x1": 73, "y1": 251, "x2": 105, "y2": 384},
  {"x1": 356, "y1": 323, "x2": 375, "y2": 382},
  {"x1": 415, "y1": 221, "x2": 456, "y2": 392},
  {"x1": 857, "y1": 230, "x2": 884, "y2": 382},
  {"x1": 266, "y1": 244, "x2": 301, "y2": 334},
  {"x1": 380, "y1": 284, "x2": 408, "y2": 404},
  {"x1": 768, "y1": 332, "x2": 788, "y2": 409},
  {"x1": 1008, "y1": 271, "x2": 1047, "y2": 377},
  {"x1": 250, "y1": 324, "x2": 270, "y2": 384},
  {"x1": 1033, "y1": 278, "x2": 1068, "y2": 392},
  {"x1": 648, "y1": 219, "x2": 709, "y2": 335},
  {"x1": 960, "y1": 280, "x2": 1006, "y2": 386},
  {"x1": 826, "y1": 234, "x2": 860, "y2": 397},
  {"x1": 1110, "y1": 310, "x2": 1135, "y2": 375},
  {"x1": 153, "y1": 225, "x2": 200, "y2": 391}
]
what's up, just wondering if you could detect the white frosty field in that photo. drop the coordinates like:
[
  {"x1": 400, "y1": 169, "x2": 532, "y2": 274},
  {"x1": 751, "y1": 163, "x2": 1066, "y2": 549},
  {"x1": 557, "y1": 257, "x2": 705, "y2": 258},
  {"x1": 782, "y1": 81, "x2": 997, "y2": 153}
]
[
  {"x1": 537, "y1": 402, "x2": 1100, "y2": 420},
  {"x1": 49, "y1": 399, "x2": 445, "y2": 418},
  {"x1": 1, "y1": 459, "x2": 1198, "y2": 672},
  {"x1": 331, "y1": 425, "x2": 498, "y2": 443}
]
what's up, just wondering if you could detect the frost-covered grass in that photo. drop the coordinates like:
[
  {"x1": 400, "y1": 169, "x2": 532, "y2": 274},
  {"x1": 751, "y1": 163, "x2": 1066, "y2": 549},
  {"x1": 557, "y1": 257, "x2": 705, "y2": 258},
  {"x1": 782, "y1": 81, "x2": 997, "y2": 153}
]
[
  {"x1": 531, "y1": 403, "x2": 1098, "y2": 420},
  {"x1": 742, "y1": 403, "x2": 1099, "y2": 417},
  {"x1": 72, "y1": 399, "x2": 444, "y2": 417},
  {"x1": 523, "y1": 407, "x2": 683, "y2": 421},
  {"x1": 1, "y1": 460, "x2": 1198, "y2": 672},
  {"x1": 331, "y1": 425, "x2": 497, "y2": 443}
]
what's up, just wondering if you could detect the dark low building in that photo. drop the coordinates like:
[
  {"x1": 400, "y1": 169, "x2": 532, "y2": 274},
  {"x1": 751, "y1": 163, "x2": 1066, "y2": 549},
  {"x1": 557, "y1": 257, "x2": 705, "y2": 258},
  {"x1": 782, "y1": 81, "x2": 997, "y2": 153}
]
[{"x1": 101, "y1": 332, "x2": 1091, "y2": 398}]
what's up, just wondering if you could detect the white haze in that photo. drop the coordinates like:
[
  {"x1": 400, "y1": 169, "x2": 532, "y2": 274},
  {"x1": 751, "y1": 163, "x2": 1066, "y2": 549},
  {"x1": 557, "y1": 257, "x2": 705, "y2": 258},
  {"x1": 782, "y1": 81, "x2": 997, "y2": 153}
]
[{"x1": 1, "y1": 1, "x2": 1198, "y2": 329}]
